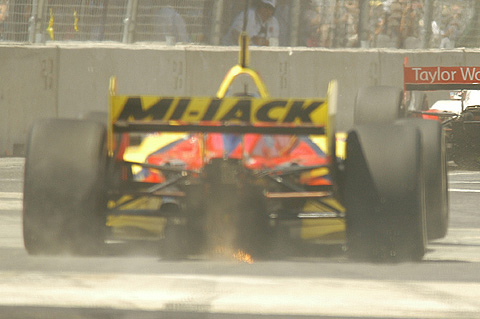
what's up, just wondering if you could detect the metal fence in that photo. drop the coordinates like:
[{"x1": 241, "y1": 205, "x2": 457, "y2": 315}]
[{"x1": 0, "y1": 0, "x2": 478, "y2": 49}]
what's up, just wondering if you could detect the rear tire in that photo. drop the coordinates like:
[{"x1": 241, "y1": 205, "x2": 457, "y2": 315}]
[
  {"x1": 354, "y1": 86, "x2": 404, "y2": 125},
  {"x1": 81, "y1": 111, "x2": 109, "y2": 126},
  {"x1": 160, "y1": 203, "x2": 192, "y2": 260},
  {"x1": 161, "y1": 222, "x2": 190, "y2": 260},
  {"x1": 23, "y1": 119, "x2": 108, "y2": 255},
  {"x1": 397, "y1": 118, "x2": 449, "y2": 240},
  {"x1": 345, "y1": 125, "x2": 426, "y2": 262}
]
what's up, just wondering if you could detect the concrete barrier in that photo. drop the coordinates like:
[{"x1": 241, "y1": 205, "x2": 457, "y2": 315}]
[
  {"x1": 0, "y1": 45, "x2": 57, "y2": 156},
  {"x1": 0, "y1": 42, "x2": 478, "y2": 155}
]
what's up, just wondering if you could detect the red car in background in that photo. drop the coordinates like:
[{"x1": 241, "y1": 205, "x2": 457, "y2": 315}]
[{"x1": 405, "y1": 63, "x2": 480, "y2": 168}]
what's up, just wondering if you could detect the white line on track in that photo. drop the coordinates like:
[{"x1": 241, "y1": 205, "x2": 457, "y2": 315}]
[
  {"x1": 449, "y1": 181, "x2": 480, "y2": 184},
  {"x1": 449, "y1": 188, "x2": 480, "y2": 193},
  {"x1": 0, "y1": 272, "x2": 479, "y2": 318},
  {"x1": 0, "y1": 202, "x2": 22, "y2": 211},
  {"x1": 449, "y1": 171, "x2": 480, "y2": 175},
  {"x1": 0, "y1": 192, "x2": 22, "y2": 211},
  {"x1": 0, "y1": 192, "x2": 22, "y2": 199}
]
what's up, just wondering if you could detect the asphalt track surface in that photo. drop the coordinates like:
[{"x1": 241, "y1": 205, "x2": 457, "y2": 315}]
[{"x1": 0, "y1": 157, "x2": 479, "y2": 319}]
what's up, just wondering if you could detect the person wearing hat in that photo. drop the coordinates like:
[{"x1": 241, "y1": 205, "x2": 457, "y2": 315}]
[
  {"x1": 153, "y1": 0, "x2": 190, "y2": 44},
  {"x1": 223, "y1": 0, "x2": 279, "y2": 46}
]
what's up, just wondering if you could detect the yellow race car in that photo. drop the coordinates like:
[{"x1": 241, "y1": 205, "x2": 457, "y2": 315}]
[{"x1": 22, "y1": 29, "x2": 448, "y2": 262}]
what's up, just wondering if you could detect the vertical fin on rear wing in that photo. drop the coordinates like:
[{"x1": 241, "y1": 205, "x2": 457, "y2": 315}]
[
  {"x1": 216, "y1": 31, "x2": 269, "y2": 99},
  {"x1": 108, "y1": 76, "x2": 117, "y2": 156},
  {"x1": 327, "y1": 80, "x2": 338, "y2": 159}
]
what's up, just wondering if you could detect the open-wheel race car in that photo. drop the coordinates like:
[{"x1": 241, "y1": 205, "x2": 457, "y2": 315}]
[
  {"x1": 405, "y1": 61, "x2": 480, "y2": 169},
  {"x1": 22, "y1": 25, "x2": 449, "y2": 263}
]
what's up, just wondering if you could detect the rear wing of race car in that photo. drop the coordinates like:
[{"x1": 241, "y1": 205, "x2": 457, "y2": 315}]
[
  {"x1": 108, "y1": 31, "x2": 338, "y2": 161},
  {"x1": 404, "y1": 59, "x2": 480, "y2": 91},
  {"x1": 108, "y1": 88, "x2": 338, "y2": 157},
  {"x1": 109, "y1": 95, "x2": 332, "y2": 135}
]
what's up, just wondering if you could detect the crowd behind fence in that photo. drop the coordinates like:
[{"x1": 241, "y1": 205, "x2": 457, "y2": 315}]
[{"x1": 0, "y1": 0, "x2": 478, "y2": 49}]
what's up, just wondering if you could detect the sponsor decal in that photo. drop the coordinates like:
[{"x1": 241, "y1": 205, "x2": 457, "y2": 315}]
[
  {"x1": 405, "y1": 66, "x2": 480, "y2": 84},
  {"x1": 111, "y1": 96, "x2": 327, "y2": 125}
]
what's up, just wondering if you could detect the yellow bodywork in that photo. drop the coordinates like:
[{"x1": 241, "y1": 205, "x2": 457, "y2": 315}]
[
  {"x1": 107, "y1": 32, "x2": 347, "y2": 244},
  {"x1": 107, "y1": 132, "x2": 347, "y2": 242},
  {"x1": 107, "y1": 195, "x2": 166, "y2": 238}
]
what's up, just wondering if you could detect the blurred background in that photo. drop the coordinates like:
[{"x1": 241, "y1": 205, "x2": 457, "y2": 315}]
[{"x1": 0, "y1": 0, "x2": 478, "y2": 49}]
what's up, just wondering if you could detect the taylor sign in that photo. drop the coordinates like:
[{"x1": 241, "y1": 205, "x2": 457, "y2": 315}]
[{"x1": 404, "y1": 66, "x2": 480, "y2": 90}]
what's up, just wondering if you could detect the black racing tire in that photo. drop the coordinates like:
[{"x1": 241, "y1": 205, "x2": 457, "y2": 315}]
[
  {"x1": 23, "y1": 119, "x2": 108, "y2": 255},
  {"x1": 160, "y1": 203, "x2": 192, "y2": 260},
  {"x1": 268, "y1": 224, "x2": 294, "y2": 260},
  {"x1": 344, "y1": 124, "x2": 427, "y2": 262},
  {"x1": 161, "y1": 223, "x2": 190, "y2": 260},
  {"x1": 354, "y1": 86, "x2": 404, "y2": 125},
  {"x1": 397, "y1": 118, "x2": 449, "y2": 240}
]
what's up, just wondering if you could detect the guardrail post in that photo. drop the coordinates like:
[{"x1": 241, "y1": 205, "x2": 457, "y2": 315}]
[
  {"x1": 28, "y1": 0, "x2": 37, "y2": 43},
  {"x1": 123, "y1": 0, "x2": 139, "y2": 43},
  {"x1": 288, "y1": 0, "x2": 300, "y2": 47},
  {"x1": 422, "y1": 0, "x2": 433, "y2": 49},
  {"x1": 358, "y1": 0, "x2": 369, "y2": 48},
  {"x1": 210, "y1": 0, "x2": 224, "y2": 45},
  {"x1": 29, "y1": 0, "x2": 46, "y2": 43}
]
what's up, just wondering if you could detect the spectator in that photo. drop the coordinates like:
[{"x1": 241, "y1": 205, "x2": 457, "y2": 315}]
[
  {"x1": 342, "y1": 0, "x2": 359, "y2": 47},
  {"x1": 333, "y1": 0, "x2": 359, "y2": 48},
  {"x1": 223, "y1": 0, "x2": 279, "y2": 46},
  {"x1": 368, "y1": 1, "x2": 386, "y2": 47},
  {"x1": 274, "y1": 0, "x2": 290, "y2": 46},
  {"x1": 399, "y1": 0, "x2": 421, "y2": 39},
  {"x1": 0, "y1": 0, "x2": 8, "y2": 40},
  {"x1": 386, "y1": 1, "x2": 402, "y2": 47},
  {"x1": 440, "y1": 21, "x2": 459, "y2": 49},
  {"x1": 399, "y1": 0, "x2": 423, "y2": 48},
  {"x1": 438, "y1": 4, "x2": 463, "y2": 49},
  {"x1": 301, "y1": 0, "x2": 331, "y2": 47},
  {"x1": 154, "y1": 0, "x2": 190, "y2": 43},
  {"x1": 86, "y1": 0, "x2": 106, "y2": 41}
]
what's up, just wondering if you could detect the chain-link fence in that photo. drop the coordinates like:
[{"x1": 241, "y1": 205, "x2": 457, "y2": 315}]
[{"x1": 0, "y1": 0, "x2": 478, "y2": 49}]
